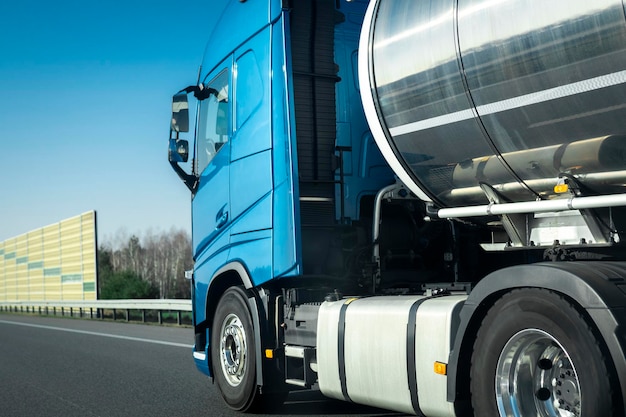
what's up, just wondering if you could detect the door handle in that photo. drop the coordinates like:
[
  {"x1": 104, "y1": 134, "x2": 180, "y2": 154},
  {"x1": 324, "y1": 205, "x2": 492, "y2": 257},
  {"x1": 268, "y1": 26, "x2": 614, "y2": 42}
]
[{"x1": 215, "y1": 207, "x2": 229, "y2": 229}]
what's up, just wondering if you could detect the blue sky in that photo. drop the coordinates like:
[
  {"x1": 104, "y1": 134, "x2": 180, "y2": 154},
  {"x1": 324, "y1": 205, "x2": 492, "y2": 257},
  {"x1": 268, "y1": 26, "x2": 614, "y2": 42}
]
[{"x1": 0, "y1": 0, "x2": 208, "y2": 243}]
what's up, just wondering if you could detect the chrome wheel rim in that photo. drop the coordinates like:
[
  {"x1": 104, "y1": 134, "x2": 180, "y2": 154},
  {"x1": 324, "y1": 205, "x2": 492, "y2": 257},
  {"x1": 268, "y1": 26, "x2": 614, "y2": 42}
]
[
  {"x1": 496, "y1": 329, "x2": 580, "y2": 417},
  {"x1": 219, "y1": 313, "x2": 248, "y2": 387}
]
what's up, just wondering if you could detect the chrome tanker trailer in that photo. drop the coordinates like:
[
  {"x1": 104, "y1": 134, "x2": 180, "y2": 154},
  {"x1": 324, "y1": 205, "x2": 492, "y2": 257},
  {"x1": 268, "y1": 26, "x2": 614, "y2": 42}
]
[
  {"x1": 351, "y1": 1, "x2": 626, "y2": 415},
  {"x1": 167, "y1": 0, "x2": 626, "y2": 416}
]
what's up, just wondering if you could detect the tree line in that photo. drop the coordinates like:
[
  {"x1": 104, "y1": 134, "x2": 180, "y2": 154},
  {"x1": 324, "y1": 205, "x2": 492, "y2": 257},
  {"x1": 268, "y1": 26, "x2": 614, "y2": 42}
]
[{"x1": 97, "y1": 228, "x2": 193, "y2": 299}]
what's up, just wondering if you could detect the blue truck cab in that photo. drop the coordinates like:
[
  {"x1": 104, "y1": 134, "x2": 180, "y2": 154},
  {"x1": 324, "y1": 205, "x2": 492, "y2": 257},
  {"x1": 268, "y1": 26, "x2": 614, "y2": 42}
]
[{"x1": 169, "y1": 0, "x2": 394, "y2": 410}]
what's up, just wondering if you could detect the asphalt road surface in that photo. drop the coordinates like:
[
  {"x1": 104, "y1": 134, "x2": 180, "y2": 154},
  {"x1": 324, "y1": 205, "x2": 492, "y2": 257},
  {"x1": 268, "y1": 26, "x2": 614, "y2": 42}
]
[{"x1": 0, "y1": 314, "x2": 404, "y2": 417}]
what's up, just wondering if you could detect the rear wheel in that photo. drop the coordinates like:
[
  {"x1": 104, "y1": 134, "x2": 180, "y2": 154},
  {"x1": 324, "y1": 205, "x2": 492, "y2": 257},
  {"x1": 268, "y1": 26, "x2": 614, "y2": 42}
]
[
  {"x1": 470, "y1": 288, "x2": 613, "y2": 417},
  {"x1": 211, "y1": 287, "x2": 259, "y2": 411}
]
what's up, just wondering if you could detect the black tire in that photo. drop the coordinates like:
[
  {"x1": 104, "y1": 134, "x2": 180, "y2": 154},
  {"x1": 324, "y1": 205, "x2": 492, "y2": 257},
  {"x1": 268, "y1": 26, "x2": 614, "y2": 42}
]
[
  {"x1": 470, "y1": 288, "x2": 613, "y2": 417},
  {"x1": 211, "y1": 287, "x2": 259, "y2": 411}
]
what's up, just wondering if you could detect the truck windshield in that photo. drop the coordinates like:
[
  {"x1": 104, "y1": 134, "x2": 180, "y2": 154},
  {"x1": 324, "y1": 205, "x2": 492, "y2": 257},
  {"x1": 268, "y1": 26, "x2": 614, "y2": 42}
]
[{"x1": 196, "y1": 69, "x2": 230, "y2": 175}]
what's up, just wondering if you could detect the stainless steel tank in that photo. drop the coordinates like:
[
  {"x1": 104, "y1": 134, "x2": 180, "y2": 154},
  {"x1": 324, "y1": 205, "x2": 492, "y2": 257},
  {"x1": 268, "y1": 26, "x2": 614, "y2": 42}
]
[{"x1": 359, "y1": 0, "x2": 626, "y2": 207}]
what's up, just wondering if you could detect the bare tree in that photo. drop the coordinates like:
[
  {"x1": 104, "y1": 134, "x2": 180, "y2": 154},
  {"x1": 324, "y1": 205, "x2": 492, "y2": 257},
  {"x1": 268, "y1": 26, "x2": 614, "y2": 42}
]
[{"x1": 99, "y1": 227, "x2": 192, "y2": 299}]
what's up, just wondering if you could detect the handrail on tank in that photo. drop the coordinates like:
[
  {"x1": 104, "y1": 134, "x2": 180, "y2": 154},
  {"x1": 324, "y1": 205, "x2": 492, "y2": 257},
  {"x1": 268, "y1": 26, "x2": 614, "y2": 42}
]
[
  {"x1": 371, "y1": 182, "x2": 412, "y2": 292},
  {"x1": 438, "y1": 193, "x2": 626, "y2": 218}
]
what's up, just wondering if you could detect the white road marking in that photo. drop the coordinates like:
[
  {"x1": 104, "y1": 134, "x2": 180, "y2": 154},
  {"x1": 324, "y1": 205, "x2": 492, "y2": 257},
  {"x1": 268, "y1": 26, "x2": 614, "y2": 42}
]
[{"x1": 0, "y1": 319, "x2": 191, "y2": 348}]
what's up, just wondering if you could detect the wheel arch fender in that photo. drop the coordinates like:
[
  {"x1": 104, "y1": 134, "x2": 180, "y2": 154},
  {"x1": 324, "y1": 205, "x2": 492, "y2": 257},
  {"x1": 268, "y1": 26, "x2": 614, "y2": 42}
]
[
  {"x1": 206, "y1": 262, "x2": 265, "y2": 387},
  {"x1": 447, "y1": 261, "x2": 626, "y2": 415}
]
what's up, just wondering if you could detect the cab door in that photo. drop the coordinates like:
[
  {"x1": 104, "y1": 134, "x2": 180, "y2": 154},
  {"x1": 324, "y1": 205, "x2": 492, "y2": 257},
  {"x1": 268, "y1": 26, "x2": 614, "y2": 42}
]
[{"x1": 192, "y1": 66, "x2": 232, "y2": 274}]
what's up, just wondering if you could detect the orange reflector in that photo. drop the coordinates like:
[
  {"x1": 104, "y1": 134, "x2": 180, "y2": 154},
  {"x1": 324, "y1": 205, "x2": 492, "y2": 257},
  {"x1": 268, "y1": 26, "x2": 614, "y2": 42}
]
[
  {"x1": 265, "y1": 349, "x2": 274, "y2": 359},
  {"x1": 554, "y1": 183, "x2": 569, "y2": 194},
  {"x1": 434, "y1": 361, "x2": 447, "y2": 375}
]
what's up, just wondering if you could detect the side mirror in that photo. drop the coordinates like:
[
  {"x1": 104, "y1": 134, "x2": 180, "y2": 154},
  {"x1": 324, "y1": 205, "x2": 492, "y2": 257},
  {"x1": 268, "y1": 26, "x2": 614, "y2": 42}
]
[
  {"x1": 169, "y1": 138, "x2": 189, "y2": 163},
  {"x1": 168, "y1": 86, "x2": 200, "y2": 193},
  {"x1": 171, "y1": 92, "x2": 190, "y2": 133}
]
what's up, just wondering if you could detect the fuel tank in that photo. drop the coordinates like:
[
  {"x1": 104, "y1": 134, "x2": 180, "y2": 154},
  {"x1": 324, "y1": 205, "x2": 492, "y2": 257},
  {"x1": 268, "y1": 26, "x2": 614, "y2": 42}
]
[{"x1": 359, "y1": 0, "x2": 626, "y2": 208}]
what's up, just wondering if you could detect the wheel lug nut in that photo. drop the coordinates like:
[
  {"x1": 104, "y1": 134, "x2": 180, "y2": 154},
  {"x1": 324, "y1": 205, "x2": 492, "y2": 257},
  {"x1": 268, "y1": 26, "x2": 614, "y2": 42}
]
[
  {"x1": 535, "y1": 387, "x2": 551, "y2": 401},
  {"x1": 538, "y1": 358, "x2": 553, "y2": 370}
]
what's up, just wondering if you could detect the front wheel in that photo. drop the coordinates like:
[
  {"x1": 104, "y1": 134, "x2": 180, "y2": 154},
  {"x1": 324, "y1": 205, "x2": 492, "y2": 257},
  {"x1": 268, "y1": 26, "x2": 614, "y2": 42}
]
[
  {"x1": 211, "y1": 287, "x2": 259, "y2": 411},
  {"x1": 470, "y1": 288, "x2": 614, "y2": 417}
]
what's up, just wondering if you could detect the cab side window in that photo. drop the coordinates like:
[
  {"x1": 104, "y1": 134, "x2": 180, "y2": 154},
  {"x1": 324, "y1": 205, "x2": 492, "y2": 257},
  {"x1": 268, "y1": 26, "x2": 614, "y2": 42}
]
[{"x1": 196, "y1": 70, "x2": 230, "y2": 174}]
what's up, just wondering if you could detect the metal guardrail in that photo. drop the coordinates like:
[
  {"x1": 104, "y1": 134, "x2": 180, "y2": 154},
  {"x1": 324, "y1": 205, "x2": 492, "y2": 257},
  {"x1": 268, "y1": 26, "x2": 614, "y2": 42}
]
[{"x1": 0, "y1": 299, "x2": 193, "y2": 325}]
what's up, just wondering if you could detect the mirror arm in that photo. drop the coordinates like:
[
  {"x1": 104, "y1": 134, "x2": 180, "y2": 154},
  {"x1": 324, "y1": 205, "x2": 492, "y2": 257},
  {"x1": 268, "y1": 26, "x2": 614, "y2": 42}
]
[
  {"x1": 180, "y1": 85, "x2": 219, "y2": 101},
  {"x1": 169, "y1": 161, "x2": 198, "y2": 193}
]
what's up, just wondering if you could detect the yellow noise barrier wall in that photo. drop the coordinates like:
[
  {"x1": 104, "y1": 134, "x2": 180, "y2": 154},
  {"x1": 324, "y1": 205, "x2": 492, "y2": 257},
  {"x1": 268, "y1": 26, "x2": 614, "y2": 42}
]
[{"x1": 0, "y1": 211, "x2": 97, "y2": 301}]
